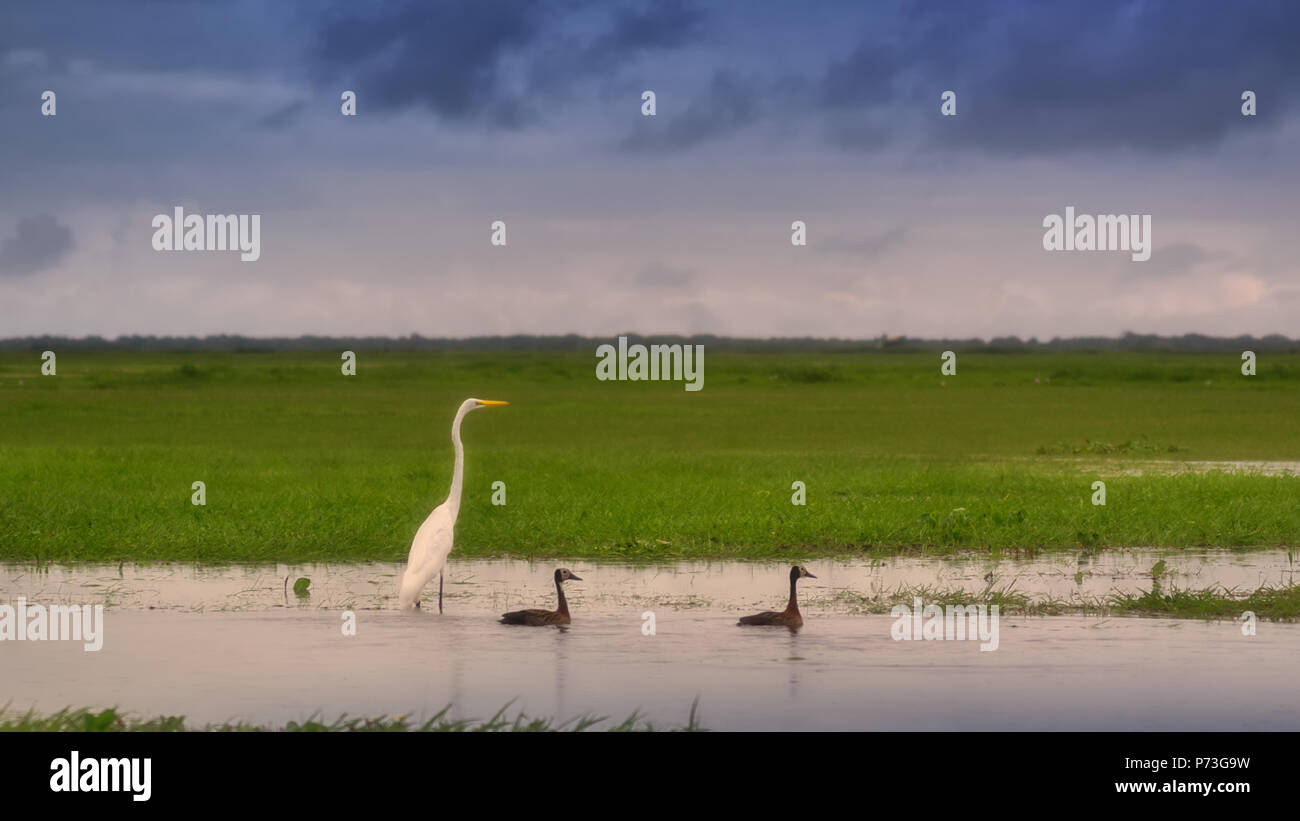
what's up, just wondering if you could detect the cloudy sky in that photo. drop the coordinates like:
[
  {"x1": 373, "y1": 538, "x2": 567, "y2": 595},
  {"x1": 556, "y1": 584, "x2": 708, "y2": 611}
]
[{"x1": 1, "y1": 0, "x2": 1298, "y2": 339}]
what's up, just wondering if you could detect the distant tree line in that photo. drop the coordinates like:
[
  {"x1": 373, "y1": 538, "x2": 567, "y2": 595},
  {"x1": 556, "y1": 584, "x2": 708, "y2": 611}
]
[{"x1": 1, "y1": 332, "x2": 1296, "y2": 353}]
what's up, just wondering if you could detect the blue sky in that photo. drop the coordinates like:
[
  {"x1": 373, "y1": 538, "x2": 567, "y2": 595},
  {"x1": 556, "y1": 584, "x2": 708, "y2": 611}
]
[{"x1": 1, "y1": 0, "x2": 1297, "y2": 338}]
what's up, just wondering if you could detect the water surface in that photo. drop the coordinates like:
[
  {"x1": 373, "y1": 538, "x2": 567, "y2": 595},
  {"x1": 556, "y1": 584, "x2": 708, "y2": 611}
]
[{"x1": 1, "y1": 552, "x2": 1296, "y2": 730}]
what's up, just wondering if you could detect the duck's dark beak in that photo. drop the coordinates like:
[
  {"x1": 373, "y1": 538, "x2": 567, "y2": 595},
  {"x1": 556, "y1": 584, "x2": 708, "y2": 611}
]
[
  {"x1": 804, "y1": 571, "x2": 817, "y2": 579},
  {"x1": 568, "y1": 573, "x2": 583, "y2": 581}
]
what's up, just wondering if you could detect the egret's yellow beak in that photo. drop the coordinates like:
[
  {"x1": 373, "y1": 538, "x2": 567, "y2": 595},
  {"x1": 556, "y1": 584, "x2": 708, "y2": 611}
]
[{"x1": 477, "y1": 400, "x2": 510, "y2": 407}]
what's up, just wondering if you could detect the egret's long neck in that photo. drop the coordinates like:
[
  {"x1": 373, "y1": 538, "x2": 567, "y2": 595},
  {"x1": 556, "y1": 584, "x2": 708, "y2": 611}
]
[{"x1": 446, "y1": 406, "x2": 469, "y2": 515}]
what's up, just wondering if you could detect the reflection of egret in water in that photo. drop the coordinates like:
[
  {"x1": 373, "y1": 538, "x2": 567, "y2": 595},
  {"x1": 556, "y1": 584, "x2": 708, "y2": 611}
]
[
  {"x1": 443, "y1": 609, "x2": 466, "y2": 721},
  {"x1": 402, "y1": 605, "x2": 467, "y2": 723}
]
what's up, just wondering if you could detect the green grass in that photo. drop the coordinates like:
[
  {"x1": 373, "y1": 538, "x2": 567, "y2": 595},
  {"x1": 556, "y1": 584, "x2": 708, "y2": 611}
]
[
  {"x1": 830, "y1": 580, "x2": 1300, "y2": 621},
  {"x1": 0, "y1": 703, "x2": 706, "y2": 732},
  {"x1": 1, "y1": 349, "x2": 1298, "y2": 562},
  {"x1": 1106, "y1": 580, "x2": 1300, "y2": 620}
]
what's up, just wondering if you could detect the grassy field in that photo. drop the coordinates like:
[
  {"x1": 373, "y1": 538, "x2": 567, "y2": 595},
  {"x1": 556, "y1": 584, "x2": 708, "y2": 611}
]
[{"x1": 1, "y1": 348, "x2": 1298, "y2": 563}]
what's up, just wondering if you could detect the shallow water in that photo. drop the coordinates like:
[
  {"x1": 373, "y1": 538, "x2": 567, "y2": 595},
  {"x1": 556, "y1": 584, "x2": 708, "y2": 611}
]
[
  {"x1": 2, "y1": 549, "x2": 1294, "y2": 612},
  {"x1": 2, "y1": 552, "x2": 1297, "y2": 730},
  {"x1": 1066, "y1": 458, "x2": 1300, "y2": 477}
]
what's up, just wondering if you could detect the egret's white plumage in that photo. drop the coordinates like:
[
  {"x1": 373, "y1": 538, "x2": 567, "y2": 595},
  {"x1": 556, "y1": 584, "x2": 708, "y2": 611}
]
[{"x1": 397, "y1": 397, "x2": 508, "y2": 610}]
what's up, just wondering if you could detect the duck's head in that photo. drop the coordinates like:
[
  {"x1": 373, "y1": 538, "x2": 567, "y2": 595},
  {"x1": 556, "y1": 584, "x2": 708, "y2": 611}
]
[
  {"x1": 555, "y1": 568, "x2": 583, "y2": 583},
  {"x1": 790, "y1": 565, "x2": 816, "y2": 581}
]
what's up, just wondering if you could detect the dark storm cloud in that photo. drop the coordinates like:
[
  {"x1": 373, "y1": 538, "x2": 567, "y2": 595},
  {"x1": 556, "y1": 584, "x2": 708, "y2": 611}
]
[
  {"x1": 604, "y1": 0, "x2": 704, "y2": 50},
  {"x1": 0, "y1": 215, "x2": 74, "y2": 276},
  {"x1": 258, "y1": 100, "x2": 307, "y2": 130},
  {"x1": 527, "y1": 0, "x2": 706, "y2": 96},
  {"x1": 308, "y1": 0, "x2": 707, "y2": 126},
  {"x1": 311, "y1": 0, "x2": 546, "y2": 126},
  {"x1": 0, "y1": 0, "x2": 304, "y2": 74},
  {"x1": 621, "y1": 69, "x2": 760, "y2": 151},
  {"x1": 819, "y1": 42, "x2": 907, "y2": 111},
  {"x1": 10, "y1": 0, "x2": 1290, "y2": 156},
  {"x1": 823, "y1": 0, "x2": 1300, "y2": 154}
]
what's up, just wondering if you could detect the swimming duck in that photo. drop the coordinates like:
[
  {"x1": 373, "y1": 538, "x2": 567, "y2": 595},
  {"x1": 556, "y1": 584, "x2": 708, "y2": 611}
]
[
  {"x1": 500, "y1": 568, "x2": 582, "y2": 626},
  {"x1": 738, "y1": 565, "x2": 815, "y2": 627}
]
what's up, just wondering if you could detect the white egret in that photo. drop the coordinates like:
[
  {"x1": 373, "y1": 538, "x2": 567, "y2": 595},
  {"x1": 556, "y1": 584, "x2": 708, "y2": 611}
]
[{"x1": 397, "y1": 397, "x2": 509, "y2": 610}]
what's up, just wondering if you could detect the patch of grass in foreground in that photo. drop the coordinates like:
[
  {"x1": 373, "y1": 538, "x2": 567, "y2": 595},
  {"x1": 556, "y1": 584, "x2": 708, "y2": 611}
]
[
  {"x1": 0, "y1": 702, "x2": 706, "y2": 732},
  {"x1": 831, "y1": 581, "x2": 1300, "y2": 621}
]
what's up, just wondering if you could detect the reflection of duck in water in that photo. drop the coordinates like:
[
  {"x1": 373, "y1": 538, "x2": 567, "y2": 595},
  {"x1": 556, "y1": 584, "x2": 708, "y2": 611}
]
[
  {"x1": 738, "y1": 565, "x2": 815, "y2": 628},
  {"x1": 500, "y1": 568, "x2": 582, "y2": 626}
]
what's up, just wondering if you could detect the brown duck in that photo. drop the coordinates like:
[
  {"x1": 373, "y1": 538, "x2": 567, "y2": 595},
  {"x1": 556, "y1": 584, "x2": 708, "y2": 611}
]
[
  {"x1": 738, "y1": 565, "x2": 816, "y2": 627},
  {"x1": 500, "y1": 568, "x2": 582, "y2": 626}
]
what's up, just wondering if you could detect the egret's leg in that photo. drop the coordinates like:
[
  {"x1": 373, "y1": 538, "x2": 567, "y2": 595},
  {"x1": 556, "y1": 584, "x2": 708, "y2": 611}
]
[{"x1": 438, "y1": 571, "x2": 444, "y2": 614}]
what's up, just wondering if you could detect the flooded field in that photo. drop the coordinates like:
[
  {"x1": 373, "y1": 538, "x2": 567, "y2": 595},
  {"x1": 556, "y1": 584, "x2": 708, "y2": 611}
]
[
  {"x1": 2, "y1": 552, "x2": 1298, "y2": 730},
  {"x1": 3, "y1": 549, "x2": 1296, "y2": 612}
]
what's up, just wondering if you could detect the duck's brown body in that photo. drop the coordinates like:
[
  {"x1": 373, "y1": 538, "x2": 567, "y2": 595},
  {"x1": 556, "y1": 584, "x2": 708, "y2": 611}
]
[
  {"x1": 501, "y1": 568, "x2": 580, "y2": 626},
  {"x1": 500, "y1": 607, "x2": 570, "y2": 626},
  {"x1": 738, "y1": 566, "x2": 814, "y2": 627},
  {"x1": 738, "y1": 607, "x2": 803, "y2": 628}
]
